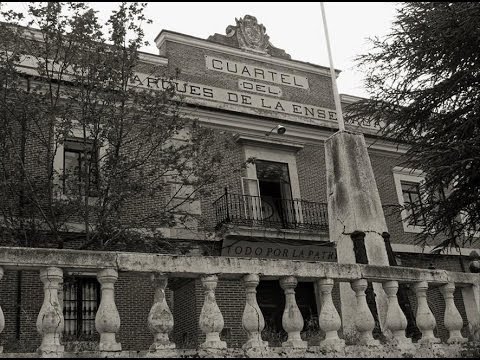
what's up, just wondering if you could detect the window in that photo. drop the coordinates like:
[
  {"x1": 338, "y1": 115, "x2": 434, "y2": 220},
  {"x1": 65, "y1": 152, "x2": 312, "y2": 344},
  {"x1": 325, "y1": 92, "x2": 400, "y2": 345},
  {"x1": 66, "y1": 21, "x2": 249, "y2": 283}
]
[
  {"x1": 63, "y1": 277, "x2": 100, "y2": 338},
  {"x1": 392, "y1": 167, "x2": 425, "y2": 233},
  {"x1": 401, "y1": 181, "x2": 426, "y2": 227},
  {"x1": 63, "y1": 138, "x2": 99, "y2": 196}
]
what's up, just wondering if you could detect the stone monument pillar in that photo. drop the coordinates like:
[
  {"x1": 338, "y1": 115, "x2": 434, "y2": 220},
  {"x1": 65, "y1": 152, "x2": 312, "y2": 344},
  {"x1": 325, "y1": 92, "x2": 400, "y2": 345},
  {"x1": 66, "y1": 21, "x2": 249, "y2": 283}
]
[{"x1": 325, "y1": 130, "x2": 390, "y2": 342}]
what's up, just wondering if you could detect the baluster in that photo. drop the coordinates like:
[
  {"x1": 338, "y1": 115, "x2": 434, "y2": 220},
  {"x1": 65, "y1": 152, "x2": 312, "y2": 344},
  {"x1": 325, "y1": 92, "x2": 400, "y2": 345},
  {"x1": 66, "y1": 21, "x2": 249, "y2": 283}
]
[
  {"x1": 413, "y1": 281, "x2": 440, "y2": 344},
  {"x1": 199, "y1": 275, "x2": 226, "y2": 350},
  {"x1": 242, "y1": 274, "x2": 268, "y2": 350},
  {"x1": 148, "y1": 273, "x2": 175, "y2": 351},
  {"x1": 317, "y1": 278, "x2": 344, "y2": 350},
  {"x1": 36, "y1": 267, "x2": 64, "y2": 356},
  {"x1": 95, "y1": 268, "x2": 121, "y2": 352},
  {"x1": 0, "y1": 267, "x2": 4, "y2": 353},
  {"x1": 383, "y1": 280, "x2": 412, "y2": 345},
  {"x1": 440, "y1": 282, "x2": 467, "y2": 344},
  {"x1": 280, "y1": 276, "x2": 307, "y2": 348},
  {"x1": 351, "y1": 279, "x2": 380, "y2": 346}
]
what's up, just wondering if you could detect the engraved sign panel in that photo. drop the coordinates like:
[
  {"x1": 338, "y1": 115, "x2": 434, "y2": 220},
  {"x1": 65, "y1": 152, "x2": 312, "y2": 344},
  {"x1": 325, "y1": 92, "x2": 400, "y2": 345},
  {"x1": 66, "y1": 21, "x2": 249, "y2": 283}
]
[
  {"x1": 129, "y1": 73, "x2": 337, "y2": 124},
  {"x1": 205, "y1": 55, "x2": 309, "y2": 89},
  {"x1": 238, "y1": 79, "x2": 282, "y2": 97},
  {"x1": 221, "y1": 238, "x2": 337, "y2": 262}
]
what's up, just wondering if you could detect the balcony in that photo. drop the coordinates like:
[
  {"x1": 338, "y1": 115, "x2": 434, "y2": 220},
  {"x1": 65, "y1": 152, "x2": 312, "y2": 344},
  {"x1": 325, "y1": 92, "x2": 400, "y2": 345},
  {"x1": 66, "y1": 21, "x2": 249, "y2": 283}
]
[
  {"x1": 0, "y1": 247, "x2": 479, "y2": 357},
  {"x1": 213, "y1": 192, "x2": 329, "y2": 235}
]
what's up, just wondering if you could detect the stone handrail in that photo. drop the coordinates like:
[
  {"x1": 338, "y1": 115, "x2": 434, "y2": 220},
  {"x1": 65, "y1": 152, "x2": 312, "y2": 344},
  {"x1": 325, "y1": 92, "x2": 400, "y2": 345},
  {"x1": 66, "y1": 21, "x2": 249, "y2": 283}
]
[
  {"x1": 0, "y1": 246, "x2": 477, "y2": 285},
  {"x1": 0, "y1": 246, "x2": 479, "y2": 357}
]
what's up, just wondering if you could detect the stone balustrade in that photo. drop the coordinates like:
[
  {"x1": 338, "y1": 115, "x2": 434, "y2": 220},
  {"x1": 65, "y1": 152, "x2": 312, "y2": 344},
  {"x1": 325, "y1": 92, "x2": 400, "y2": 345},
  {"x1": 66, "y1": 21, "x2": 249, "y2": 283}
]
[{"x1": 0, "y1": 246, "x2": 479, "y2": 358}]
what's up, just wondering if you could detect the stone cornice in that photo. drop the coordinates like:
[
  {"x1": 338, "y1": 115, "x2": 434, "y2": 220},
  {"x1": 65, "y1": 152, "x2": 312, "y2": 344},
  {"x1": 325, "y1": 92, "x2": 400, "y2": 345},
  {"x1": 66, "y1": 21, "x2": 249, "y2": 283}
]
[
  {"x1": 155, "y1": 30, "x2": 339, "y2": 78},
  {"x1": 182, "y1": 106, "x2": 408, "y2": 154}
]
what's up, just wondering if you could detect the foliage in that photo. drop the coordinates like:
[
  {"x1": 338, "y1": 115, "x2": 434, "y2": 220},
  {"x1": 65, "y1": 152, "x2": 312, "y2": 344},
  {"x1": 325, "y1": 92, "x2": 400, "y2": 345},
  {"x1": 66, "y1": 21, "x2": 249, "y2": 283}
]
[
  {"x1": 346, "y1": 2, "x2": 480, "y2": 252},
  {"x1": 0, "y1": 2, "x2": 243, "y2": 251}
]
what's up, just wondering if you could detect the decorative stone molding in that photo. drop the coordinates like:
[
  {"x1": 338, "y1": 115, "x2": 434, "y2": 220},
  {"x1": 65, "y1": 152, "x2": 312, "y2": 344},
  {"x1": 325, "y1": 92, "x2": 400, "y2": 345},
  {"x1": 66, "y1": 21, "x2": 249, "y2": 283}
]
[
  {"x1": 148, "y1": 273, "x2": 175, "y2": 352},
  {"x1": 229, "y1": 15, "x2": 270, "y2": 54},
  {"x1": 0, "y1": 267, "x2": 5, "y2": 354},
  {"x1": 440, "y1": 282, "x2": 467, "y2": 344},
  {"x1": 36, "y1": 267, "x2": 64, "y2": 356},
  {"x1": 95, "y1": 268, "x2": 122, "y2": 352},
  {"x1": 383, "y1": 281, "x2": 412, "y2": 346},
  {"x1": 351, "y1": 279, "x2": 380, "y2": 346},
  {"x1": 199, "y1": 275, "x2": 227, "y2": 350},
  {"x1": 317, "y1": 278, "x2": 345, "y2": 351},
  {"x1": 279, "y1": 276, "x2": 307, "y2": 348},
  {"x1": 242, "y1": 274, "x2": 268, "y2": 351},
  {"x1": 413, "y1": 281, "x2": 440, "y2": 344}
]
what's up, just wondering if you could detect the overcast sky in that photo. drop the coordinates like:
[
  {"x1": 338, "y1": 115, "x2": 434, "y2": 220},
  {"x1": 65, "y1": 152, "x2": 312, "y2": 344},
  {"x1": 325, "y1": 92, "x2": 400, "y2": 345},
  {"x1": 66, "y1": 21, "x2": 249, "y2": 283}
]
[{"x1": 10, "y1": 2, "x2": 399, "y2": 98}]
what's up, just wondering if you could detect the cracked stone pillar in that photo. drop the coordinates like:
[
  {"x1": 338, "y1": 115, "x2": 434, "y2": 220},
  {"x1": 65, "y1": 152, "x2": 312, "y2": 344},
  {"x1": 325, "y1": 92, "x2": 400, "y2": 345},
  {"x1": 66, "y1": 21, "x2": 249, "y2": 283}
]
[
  {"x1": 317, "y1": 278, "x2": 344, "y2": 351},
  {"x1": 242, "y1": 274, "x2": 268, "y2": 351},
  {"x1": 325, "y1": 130, "x2": 390, "y2": 342},
  {"x1": 413, "y1": 281, "x2": 440, "y2": 344},
  {"x1": 280, "y1": 276, "x2": 307, "y2": 349},
  {"x1": 95, "y1": 268, "x2": 121, "y2": 352},
  {"x1": 199, "y1": 274, "x2": 226, "y2": 350},
  {"x1": 148, "y1": 273, "x2": 175, "y2": 352},
  {"x1": 440, "y1": 282, "x2": 467, "y2": 344},
  {"x1": 37, "y1": 267, "x2": 64, "y2": 357}
]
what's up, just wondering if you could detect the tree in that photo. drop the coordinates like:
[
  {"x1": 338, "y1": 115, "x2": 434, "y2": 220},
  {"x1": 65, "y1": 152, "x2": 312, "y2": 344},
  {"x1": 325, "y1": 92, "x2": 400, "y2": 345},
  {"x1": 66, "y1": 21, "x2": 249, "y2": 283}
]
[
  {"x1": 346, "y1": 2, "x2": 480, "y2": 252},
  {"x1": 0, "y1": 2, "x2": 243, "y2": 252}
]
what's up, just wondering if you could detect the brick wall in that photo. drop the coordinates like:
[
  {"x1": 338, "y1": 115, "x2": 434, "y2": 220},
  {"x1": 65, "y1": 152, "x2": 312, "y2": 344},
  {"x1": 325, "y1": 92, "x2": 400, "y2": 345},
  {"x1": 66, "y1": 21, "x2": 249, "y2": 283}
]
[
  {"x1": 199, "y1": 130, "x2": 246, "y2": 232},
  {"x1": 296, "y1": 142, "x2": 329, "y2": 203},
  {"x1": 172, "y1": 279, "x2": 198, "y2": 348},
  {"x1": 163, "y1": 42, "x2": 336, "y2": 111}
]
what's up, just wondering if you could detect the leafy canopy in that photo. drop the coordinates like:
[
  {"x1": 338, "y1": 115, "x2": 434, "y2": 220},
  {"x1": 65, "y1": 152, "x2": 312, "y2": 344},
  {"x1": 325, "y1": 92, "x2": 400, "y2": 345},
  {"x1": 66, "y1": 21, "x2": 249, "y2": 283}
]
[
  {"x1": 347, "y1": 2, "x2": 480, "y2": 252},
  {"x1": 0, "y1": 2, "x2": 243, "y2": 251}
]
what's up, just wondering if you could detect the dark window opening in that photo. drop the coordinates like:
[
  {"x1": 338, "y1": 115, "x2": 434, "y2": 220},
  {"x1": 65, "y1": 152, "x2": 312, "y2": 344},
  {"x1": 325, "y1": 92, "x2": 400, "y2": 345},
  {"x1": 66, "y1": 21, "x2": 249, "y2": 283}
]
[
  {"x1": 63, "y1": 138, "x2": 99, "y2": 197},
  {"x1": 63, "y1": 276, "x2": 100, "y2": 339},
  {"x1": 401, "y1": 181, "x2": 425, "y2": 226},
  {"x1": 255, "y1": 160, "x2": 294, "y2": 228}
]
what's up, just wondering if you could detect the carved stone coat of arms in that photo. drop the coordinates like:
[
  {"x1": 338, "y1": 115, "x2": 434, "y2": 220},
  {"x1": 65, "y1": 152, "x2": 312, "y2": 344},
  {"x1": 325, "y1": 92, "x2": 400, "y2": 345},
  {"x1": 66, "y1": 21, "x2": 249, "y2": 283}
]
[{"x1": 226, "y1": 15, "x2": 271, "y2": 54}]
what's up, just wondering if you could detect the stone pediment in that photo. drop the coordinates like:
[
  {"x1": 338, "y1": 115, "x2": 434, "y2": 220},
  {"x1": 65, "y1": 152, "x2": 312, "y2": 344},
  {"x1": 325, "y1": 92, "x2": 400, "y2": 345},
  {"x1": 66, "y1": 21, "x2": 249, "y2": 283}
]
[{"x1": 207, "y1": 15, "x2": 292, "y2": 60}]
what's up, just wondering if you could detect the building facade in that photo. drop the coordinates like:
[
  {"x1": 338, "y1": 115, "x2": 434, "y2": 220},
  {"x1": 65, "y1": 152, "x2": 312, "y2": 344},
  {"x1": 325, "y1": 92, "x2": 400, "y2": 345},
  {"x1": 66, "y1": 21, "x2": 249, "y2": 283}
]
[{"x1": 0, "y1": 15, "x2": 478, "y2": 352}]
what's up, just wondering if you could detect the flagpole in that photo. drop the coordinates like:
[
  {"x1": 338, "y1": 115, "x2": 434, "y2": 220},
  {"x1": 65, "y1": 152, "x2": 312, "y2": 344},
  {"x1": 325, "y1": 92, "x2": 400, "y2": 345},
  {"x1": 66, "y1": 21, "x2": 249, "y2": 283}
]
[{"x1": 320, "y1": 2, "x2": 345, "y2": 131}]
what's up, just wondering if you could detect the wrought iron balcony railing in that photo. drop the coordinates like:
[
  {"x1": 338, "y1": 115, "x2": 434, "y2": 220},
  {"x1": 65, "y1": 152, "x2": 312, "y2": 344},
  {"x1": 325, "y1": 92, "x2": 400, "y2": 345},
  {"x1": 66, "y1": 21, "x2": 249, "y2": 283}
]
[{"x1": 213, "y1": 189, "x2": 329, "y2": 232}]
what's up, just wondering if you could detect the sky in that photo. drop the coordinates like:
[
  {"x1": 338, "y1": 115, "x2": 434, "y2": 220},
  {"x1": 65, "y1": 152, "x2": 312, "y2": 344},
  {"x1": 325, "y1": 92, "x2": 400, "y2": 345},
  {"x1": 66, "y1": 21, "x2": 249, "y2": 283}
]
[{"x1": 8, "y1": 2, "x2": 400, "y2": 98}]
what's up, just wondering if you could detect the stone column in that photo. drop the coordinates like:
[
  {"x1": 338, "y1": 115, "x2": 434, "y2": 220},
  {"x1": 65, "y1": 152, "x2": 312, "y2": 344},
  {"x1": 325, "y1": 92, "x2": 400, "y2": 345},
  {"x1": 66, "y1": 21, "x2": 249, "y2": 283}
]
[
  {"x1": 440, "y1": 282, "x2": 467, "y2": 344},
  {"x1": 317, "y1": 278, "x2": 344, "y2": 351},
  {"x1": 36, "y1": 267, "x2": 64, "y2": 356},
  {"x1": 383, "y1": 280, "x2": 411, "y2": 345},
  {"x1": 95, "y1": 268, "x2": 121, "y2": 352},
  {"x1": 0, "y1": 267, "x2": 5, "y2": 354},
  {"x1": 461, "y1": 284, "x2": 480, "y2": 342},
  {"x1": 413, "y1": 281, "x2": 440, "y2": 344},
  {"x1": 280, "y1": 276, "x2": 307, "y2": 349},
  {"x1": 242, "y1": 274, "x2": 268, "y2": 350},
  {"x1": 148, "y1": 273, "x2": 175, "y2": 352},
  {"x1": 198, "y1": 275, "x2": 226, "y2": 350},
  {"x1": 351, "y1": 279, "x2": 379, "y2": 346},
  {"x1": 325, "y1": 131, "x2": 390, "y2": 341}
]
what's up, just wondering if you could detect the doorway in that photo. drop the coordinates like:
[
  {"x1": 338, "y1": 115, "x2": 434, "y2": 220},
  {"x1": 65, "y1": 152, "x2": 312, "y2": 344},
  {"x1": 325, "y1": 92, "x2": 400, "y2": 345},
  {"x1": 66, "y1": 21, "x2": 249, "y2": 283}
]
[{"x1": 255, "y1": 160, "x2": 294, "y2": 228}]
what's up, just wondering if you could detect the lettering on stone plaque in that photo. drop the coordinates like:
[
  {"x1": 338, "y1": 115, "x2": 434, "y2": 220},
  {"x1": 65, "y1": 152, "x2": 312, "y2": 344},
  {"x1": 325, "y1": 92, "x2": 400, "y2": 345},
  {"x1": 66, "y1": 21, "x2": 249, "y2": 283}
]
[
  {"x1": 129, "y1": 73, "x2": 337, "y2": 124},
  {"x1": 238, "y1": 79, "x2": 282, "y2": 97},
  {"x1": 221, "y1": 239, "x2": 337, "y2": 262},
  {"x1": 205, "y1": 55, "x2": 309, "y2": 89}
]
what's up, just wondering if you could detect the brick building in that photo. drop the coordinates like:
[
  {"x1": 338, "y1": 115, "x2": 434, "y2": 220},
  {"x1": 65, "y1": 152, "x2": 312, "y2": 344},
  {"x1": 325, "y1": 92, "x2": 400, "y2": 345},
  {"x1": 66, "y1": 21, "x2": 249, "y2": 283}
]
[{"x1": 0, "y1": 15, "x2": 478, "y2": 353}]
